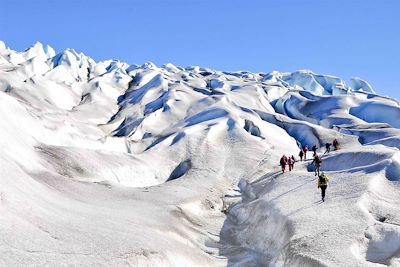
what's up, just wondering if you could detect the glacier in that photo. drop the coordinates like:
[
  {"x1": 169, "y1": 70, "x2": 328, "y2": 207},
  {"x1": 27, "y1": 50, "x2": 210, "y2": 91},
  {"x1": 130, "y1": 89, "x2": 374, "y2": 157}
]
[{"x1": 0, "y1": 41, "x2": 399, "y2": 266}]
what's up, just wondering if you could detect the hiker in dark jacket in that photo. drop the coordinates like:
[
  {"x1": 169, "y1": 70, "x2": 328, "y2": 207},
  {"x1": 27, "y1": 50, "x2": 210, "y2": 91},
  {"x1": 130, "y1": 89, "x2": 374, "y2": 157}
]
[
  {"x1": 312, "y1": 145, "x2": 318, "y2": 157},
  {"x1": 324, "y1": 143, "x2": 332, "y2": 154},
  {"x1": 299, "y1": 149, "x2": 304, "y2": 161},
  {"x1": 317, "y1": 172, "x2": 330, "y2": 202}
]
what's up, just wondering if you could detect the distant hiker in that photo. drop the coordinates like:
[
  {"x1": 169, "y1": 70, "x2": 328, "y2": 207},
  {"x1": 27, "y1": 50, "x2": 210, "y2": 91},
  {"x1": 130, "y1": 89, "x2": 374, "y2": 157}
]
[
  {"x1": 311, "y1": 155, "x2": 322, "y2": 176},
  {"x1": 299, "y1": 149, "x2": 304, "y2": 161},
  {"x1": 280, "y1": 155, "x2": 288, "y2": 173},
  {"x1": 303, "y1": 145, "x2": 308, "y2": 160},
  {"x1": 333, "y1": 139, "x2": 340, "y2": 150},
  {"x1": 324, "y1": 143, "x2": 332, "y2": 154},
  {"x1": 288, "y1": 155, "x2": 295, "y2": 171},
  {"x1": 312, "y1": 145, "x2": 318, "y2": 157},
  {"x1": 317, "y1": 172, "x2": 330, "y2": 202}
]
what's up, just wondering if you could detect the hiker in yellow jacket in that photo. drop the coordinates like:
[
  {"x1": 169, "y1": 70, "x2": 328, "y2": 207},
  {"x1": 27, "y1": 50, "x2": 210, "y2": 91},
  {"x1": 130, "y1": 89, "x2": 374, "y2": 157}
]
[{"x1": 317, "y1": 172, "x2": 329, "y2": 202}]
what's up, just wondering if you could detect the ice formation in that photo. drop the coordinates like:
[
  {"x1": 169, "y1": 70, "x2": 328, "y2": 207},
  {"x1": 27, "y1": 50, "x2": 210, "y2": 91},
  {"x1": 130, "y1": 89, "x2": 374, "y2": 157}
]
[{"x1": 0, "y1": 41, "x2": 399, "y2": 266}]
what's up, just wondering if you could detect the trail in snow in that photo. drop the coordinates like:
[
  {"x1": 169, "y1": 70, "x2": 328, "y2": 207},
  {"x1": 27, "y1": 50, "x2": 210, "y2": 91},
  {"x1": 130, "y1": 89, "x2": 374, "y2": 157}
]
[{"x1": 220, "y1": 149, "x2": 400, "y2": 266}]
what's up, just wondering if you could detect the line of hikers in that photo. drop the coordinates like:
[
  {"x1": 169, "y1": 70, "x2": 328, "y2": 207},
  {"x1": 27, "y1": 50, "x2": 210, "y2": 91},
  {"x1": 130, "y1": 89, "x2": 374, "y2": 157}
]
[
  {"x1": 278, "y1": 139, "x2": 340, "y2": 202},
  {"x1": 298, "y1": 139, "x2": 340, "y2": 161}
]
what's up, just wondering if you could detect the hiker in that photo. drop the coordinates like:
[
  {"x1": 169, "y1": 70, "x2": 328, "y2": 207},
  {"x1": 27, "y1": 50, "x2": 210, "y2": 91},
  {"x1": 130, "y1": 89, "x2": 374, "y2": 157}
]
[
  {"x1": 312, "y1": 145, "x2": 318, "y2": 157},
  {"x1": 280, "y1": 155, "x2": 288, "y2": 173},
  {"x1": 288, "y1": 155, "x2": 295, "y2": 171},
  {"x1": 303, "y1": 145, "x2": 308, "y2": 160},
  {"x1": 299, "y1": 149, "x2": 304, "y2": 161},
  {"x1": 333, "y1": 139, "x2": 340, "y2": 150},
  {"x1": 311, "y1": 155, "x2": 322, "y2": 176},
  {"x1": 324, "y1": 143, "x2": 332, "y2": 154},
  {"x1": 317, "y1": 172, "x2": 330, "y2": 202}
]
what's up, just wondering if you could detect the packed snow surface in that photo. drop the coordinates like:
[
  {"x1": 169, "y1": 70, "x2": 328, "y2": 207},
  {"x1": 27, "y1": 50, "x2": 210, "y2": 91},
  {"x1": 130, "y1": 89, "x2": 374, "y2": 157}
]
[{"x1": 0, "y1": 41, "x2": 399, "y2": 266}]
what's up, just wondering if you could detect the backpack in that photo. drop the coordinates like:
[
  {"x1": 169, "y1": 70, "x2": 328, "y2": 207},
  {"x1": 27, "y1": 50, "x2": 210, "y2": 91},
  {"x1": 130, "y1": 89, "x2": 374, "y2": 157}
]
[{"x1": 319, "y1": 174, "x2": 327, "y2": 184}]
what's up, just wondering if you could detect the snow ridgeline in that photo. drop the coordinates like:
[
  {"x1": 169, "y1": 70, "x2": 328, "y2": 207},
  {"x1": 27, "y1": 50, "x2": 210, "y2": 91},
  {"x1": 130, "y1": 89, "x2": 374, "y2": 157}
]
[{"x1": 0, "y1": 41, "x2": 399, "y2": 266}]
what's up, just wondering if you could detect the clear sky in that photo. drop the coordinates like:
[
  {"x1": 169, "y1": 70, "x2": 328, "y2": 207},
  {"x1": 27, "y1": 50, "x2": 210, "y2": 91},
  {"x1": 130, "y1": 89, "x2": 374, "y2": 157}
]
[{"x1": 1, "y1": 0, "x2": 399, "y2": 99}]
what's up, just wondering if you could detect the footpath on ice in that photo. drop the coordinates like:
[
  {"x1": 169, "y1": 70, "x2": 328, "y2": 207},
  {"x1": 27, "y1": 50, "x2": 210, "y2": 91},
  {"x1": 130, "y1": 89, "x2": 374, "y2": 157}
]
[{"x1": 220, "y1": 146, "x2": 400, "y2": 266}]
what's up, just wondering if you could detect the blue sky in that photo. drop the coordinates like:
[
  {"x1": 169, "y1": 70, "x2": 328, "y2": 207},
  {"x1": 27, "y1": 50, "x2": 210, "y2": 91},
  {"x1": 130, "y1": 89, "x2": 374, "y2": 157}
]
[{"x1": 1, "y1": 0, "x2": 399, "y2": 99}]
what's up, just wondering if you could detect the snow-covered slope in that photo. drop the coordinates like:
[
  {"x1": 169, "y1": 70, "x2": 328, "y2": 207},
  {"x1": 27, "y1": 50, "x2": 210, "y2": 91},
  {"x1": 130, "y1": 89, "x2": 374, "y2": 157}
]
[{"x1": 0, "y1": 41, "x2": 399, "y2": 266}]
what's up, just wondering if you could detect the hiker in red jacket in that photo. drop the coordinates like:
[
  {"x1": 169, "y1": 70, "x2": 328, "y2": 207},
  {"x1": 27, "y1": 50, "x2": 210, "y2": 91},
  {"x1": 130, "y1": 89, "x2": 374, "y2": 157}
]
[
  {"x1": 311, "y1": 155, "x2": 322, "y2": 176},
  {"x1": 333, "y1": 139, "x2": 340, "y2": 150},
  {"x1": 303, "y1": 145, "x2": 308, "y2": 160}
]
